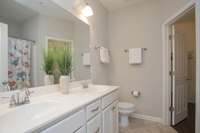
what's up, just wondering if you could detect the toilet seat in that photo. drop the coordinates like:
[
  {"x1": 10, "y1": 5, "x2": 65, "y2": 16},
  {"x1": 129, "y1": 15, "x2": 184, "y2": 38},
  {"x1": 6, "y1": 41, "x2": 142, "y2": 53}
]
[
  {"x1": 119, "y1": 102, "x2": 135, "y2": 109},
  {"x1": 119, "y1": 102, "x2": 135, "y2": 114}
]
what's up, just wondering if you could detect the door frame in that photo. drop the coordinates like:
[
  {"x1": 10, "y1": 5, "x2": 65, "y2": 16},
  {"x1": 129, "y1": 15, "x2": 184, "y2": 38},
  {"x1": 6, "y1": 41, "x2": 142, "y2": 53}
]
[
  {"x1": 0, "y1": 23, "x2": 8, "y2": 85},
  {"x1": 162, "y1": 1, "x2": 200, "y2": 133}
]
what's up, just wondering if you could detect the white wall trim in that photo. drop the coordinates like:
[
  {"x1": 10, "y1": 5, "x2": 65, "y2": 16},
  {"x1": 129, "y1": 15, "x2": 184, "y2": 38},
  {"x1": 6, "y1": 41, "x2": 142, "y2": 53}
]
[
  {"x1": 131, "y1": 113, "x2": 163, "y2": 123},
  {"x1": 195, "y1": 0, "x2": 200, "y2": 133},
  {"x1": 162, "y1": 1, "x2": 200, "y2": 133},
  {"x1": 0, "y1": 23, "x2": 8, "y2": 85}
]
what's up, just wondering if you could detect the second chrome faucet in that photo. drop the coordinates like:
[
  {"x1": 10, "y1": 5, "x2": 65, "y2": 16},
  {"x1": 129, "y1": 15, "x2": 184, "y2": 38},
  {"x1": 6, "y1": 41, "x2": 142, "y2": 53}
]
[{"x1": 9, "y1": 88, "x2": 33, "y2": 107}]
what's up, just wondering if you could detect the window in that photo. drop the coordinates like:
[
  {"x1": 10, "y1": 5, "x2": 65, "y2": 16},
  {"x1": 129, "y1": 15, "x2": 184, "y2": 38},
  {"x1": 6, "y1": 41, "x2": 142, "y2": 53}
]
[{"x1": 46, "y1": 37, "x2": 74, "y2": 80}]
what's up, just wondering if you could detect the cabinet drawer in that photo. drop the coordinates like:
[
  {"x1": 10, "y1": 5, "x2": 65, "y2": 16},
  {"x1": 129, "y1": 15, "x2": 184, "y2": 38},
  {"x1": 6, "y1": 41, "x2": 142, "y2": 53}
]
[
  {"x1": 86, "y1": 99, "x2": 101, "y2": 121},
  {"x1": 87, "y1": 113, "x2": 101, "y2": 133},
  {"x1": 102, "y1": 91, "x2": 118, "y2": 109},
  {"x1": 42, "y1": 109, "x2": 85, "y2": 133}
]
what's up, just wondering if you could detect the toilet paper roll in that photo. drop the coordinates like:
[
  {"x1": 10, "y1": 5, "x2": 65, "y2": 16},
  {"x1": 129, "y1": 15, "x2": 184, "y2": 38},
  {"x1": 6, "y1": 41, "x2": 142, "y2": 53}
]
[{"x1": 132, "y1": 91, "x2": 141, "y2": 97}]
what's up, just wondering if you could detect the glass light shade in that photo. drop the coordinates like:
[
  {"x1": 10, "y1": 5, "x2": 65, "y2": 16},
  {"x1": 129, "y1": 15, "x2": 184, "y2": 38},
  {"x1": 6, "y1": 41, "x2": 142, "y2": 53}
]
[{"x1": 82, "y1": 5, "x2": 94, "y2": 17}]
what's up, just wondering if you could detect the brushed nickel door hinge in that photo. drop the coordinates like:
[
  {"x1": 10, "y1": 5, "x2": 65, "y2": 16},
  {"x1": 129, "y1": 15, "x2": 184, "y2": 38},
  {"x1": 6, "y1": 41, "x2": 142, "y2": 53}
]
[
  {"x1": 171, "y1": 52, "x2": 173, "y2": 61},
  {"x1": 169, "y1": 71, "x2": 175, "y2": 76},
  {"x1": 169, "y1": 106, "x2": 175, "y2": 112},
  {"x1": 169, "y1": 35, "x2": 172, "y2": 40}
]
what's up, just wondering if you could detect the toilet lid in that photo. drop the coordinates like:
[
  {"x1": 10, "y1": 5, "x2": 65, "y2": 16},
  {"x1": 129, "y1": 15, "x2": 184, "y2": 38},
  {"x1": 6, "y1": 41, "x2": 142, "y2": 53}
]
[{"x1": 119, "y1": 102, "x2": 135, "y2": 109}]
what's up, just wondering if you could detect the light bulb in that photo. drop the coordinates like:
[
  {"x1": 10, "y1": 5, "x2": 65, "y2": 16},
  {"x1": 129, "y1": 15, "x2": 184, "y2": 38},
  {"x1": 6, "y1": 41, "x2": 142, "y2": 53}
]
[{"x1": 82, "y1": 5, "x2": 94, "y2": 17}]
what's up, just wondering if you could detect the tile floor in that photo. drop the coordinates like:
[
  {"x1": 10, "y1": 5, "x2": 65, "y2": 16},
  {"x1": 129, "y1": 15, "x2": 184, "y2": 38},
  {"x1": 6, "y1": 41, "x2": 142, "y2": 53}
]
[{"x1": 119, "y1": 118, "x2": 177, "y2": 133}]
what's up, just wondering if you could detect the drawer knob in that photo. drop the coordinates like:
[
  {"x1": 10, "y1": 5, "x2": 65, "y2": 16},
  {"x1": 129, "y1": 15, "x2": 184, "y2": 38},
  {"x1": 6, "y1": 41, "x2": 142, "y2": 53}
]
[
  {"x1": 112, "y1": 106, "x2": 116, "y2": 111},
  {"x1": 91, "y1": 107, "x2": 99, "y2": 112}
]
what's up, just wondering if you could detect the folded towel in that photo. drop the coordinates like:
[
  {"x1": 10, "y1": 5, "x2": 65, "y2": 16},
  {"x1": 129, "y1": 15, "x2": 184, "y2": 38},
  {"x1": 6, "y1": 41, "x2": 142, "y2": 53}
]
[
  {"x1": 99, "y1": 47, "x2": 110, "y2": 63},
  {"x1": 129, "y1": 48, "x2": 143, "y2": 64},
  {"x1": 83, "y1": 52, "x2": 90, "y2": 66}
]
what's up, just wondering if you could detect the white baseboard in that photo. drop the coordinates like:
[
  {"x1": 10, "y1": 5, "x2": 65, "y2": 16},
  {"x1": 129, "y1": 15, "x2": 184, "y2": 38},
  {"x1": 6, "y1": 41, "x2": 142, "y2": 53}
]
[{"x1": 131, "y1": 113, "x2": 163, "y2": 123}]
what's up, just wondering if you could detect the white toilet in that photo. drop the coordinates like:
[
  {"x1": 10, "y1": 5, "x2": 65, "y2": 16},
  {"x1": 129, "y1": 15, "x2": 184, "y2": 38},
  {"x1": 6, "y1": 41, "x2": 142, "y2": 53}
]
[{"x1": 119, "y1": 102, "x2": 135, "y2": 127}]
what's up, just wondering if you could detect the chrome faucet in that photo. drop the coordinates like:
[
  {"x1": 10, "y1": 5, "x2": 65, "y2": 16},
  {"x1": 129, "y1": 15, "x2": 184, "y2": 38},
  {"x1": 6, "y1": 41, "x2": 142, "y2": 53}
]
[
  {"x1": 9, "y1": 88, "x2": 32, "y2": 107},
  {"x1": 1, "y1": 81, "x2": 11, "y2": 92}
]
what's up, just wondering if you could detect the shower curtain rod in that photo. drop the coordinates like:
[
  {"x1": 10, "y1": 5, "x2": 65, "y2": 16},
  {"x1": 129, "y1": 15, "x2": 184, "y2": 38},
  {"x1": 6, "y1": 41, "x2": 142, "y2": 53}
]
[{"x1": 9, "y1": 36, "x2": 36, "y2": 44}]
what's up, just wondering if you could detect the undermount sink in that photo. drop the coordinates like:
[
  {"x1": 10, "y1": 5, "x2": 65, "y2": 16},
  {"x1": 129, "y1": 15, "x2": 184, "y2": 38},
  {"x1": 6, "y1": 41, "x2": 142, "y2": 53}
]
[
  {"x1": 85, "y1": 85, "x2": 109, "y2": 93},
  {"x1": 0, "y1": 100, "x2": 61, "y2": 124}
]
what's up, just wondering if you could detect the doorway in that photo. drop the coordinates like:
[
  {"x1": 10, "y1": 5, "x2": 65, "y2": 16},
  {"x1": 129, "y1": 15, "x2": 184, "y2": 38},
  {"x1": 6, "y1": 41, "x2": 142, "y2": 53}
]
[{"x1": 170, "y1": 8, "x2": 196, "y2": 133}]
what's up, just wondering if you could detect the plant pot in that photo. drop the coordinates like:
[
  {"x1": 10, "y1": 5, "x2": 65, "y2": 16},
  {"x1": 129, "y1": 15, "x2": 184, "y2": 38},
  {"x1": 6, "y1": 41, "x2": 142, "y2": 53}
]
[
  {"x1": 44, "y1": 75, "x2": 54, "y2": 85},
  {"x1": 59, "y1": 75, "x2": 70, "y2": 94}
]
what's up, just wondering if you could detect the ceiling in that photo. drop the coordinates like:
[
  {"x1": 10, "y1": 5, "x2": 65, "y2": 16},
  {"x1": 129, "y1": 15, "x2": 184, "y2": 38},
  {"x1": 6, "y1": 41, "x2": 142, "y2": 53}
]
[
  {"x1": 0, "y1": 0, "x2": 38, "y2": 23},
  {"x1": 0, "y1": 0, "x2": 81, "y2": 24},
  {"x1": 15, "y1": 0, "x2": 78, "y2": 22},
  {"x1": 99, "y1": 0, "x2": 145, "y2": 11}
]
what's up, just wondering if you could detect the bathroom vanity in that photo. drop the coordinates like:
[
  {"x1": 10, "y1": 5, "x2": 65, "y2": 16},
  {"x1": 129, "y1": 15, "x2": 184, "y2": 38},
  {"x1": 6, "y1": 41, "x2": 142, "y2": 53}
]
[{"x1": 0, "y1": 85, "x2": 119, "y2": 133}]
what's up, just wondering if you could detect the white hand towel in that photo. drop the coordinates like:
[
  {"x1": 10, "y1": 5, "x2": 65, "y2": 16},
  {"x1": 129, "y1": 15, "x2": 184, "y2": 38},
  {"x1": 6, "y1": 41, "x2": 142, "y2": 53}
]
[
  {"x1": 100, "y1": 47, "x2": 110, "y2": 63},
  {"x1": 129, "y1": 48, "x2": 143, "y2": 64},
  {"x1": 83, "y1": 52, "x2": 90, "y2": 66}
]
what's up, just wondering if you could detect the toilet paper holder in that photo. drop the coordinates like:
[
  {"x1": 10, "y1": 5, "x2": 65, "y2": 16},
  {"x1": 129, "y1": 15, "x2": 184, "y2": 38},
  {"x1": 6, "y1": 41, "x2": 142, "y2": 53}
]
[{"x1": 131, "y1": 90, "x2": 141, "y2": 97}]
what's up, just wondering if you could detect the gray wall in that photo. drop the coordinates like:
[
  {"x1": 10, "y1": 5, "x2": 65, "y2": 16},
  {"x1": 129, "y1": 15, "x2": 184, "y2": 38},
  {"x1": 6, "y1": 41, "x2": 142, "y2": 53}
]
[
  {"x1": 73, "y1": 21, "x2": 90, "y2": 80},
  {"x1": 21, "y1": 15, "x2": 40, "y2": 87},
  {"x1": 0, "y1": 18, "x2": 22, "y2": 38},
  {"x1": 108, "y1": 0, "x2": 163, "y2": 118},
  {"x1": 108, "y1": 0, "x2": 194, "y2": 118},
  {"x1": 50, "y1": 0, "x2": 110, "y2": 85},
  {"x1": 88, "y1": 0, "x2": 109, "y2": 84},
  {"x1": 21, "y1": 15, "x2": 90, "y2": 86}
]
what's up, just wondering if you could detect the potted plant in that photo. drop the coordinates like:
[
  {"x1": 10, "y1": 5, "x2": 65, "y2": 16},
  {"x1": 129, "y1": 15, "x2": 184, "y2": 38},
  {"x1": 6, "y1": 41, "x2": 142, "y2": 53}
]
[
  {"x1": 55, "y1": 47, "x2": 72, "y2": 94},
  {"x1": 42, "y1": 48, "x2": 55, "y2": 85}
]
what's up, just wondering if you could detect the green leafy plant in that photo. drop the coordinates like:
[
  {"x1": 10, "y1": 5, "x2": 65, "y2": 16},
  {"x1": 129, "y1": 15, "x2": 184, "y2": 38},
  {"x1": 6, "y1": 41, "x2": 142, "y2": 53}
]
[
  {"x1": 55, "y1": 47, "x2": 72, "y2": 76},
  {"x1": 42, "y1": 49, "x2": 55, "y2": 75}
]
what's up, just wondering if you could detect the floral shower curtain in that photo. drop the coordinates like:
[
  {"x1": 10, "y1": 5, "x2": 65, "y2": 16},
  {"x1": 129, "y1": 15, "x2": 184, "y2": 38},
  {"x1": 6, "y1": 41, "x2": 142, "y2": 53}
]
[{"x1": 8, "y1": 37, "x2": 32, "y2": 90}]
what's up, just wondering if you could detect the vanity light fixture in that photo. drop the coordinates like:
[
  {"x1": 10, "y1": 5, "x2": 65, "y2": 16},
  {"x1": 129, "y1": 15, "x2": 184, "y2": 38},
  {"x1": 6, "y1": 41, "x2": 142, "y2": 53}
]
[{"x1": 81, "y1": 3, "x2": 94, "y2": 17}]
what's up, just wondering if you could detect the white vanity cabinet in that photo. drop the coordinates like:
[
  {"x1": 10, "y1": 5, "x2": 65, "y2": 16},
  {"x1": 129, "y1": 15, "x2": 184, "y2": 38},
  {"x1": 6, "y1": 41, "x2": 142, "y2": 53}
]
[
  {"x1": 102, "y1": 90, "x2": 119, "y2": 133},
  {"x1": 87, "y1": 114, "x2": 101, "y2": 133},
  {"x1": 102, "y1": 100, "x2": 119, "y2": 133},
  {"x1": 41, "y1": 109, "x2": 85, "y2": 133},
  {"x1": 41, "y1": 90, "x2": 119, "y2": 133}
]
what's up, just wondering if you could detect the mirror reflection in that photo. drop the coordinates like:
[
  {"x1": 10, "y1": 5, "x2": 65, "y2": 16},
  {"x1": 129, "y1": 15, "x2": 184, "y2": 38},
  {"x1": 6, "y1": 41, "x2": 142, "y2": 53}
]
[{"x1": 0, "y1": 0, "x2": 91, "y2": 91}]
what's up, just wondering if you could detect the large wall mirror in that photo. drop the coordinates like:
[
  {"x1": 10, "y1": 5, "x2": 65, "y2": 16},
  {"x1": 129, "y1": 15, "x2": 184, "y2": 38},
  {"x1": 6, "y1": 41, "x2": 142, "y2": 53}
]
[{"x1": 0, "y1": 0, "x2": 91, "y2": 91}]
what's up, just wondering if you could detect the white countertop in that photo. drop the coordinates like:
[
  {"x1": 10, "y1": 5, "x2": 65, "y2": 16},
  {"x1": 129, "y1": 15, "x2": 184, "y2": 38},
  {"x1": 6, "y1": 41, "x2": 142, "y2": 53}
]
[{"x1": 0, "y1": 85, "x2": 118, "y2": 133}]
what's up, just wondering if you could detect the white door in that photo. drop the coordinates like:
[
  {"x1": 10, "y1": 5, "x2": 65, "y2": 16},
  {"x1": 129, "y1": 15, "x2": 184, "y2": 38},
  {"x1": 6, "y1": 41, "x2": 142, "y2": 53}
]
[
  {"x1": 102, "y1": 100, "x2": 118, "y2": 133},
  {"x1": 0, "y1": 23, "x2": 8, "y2": 85},
  {"x1": 172, "y1": 25, "x2": 188, "y2": 125}
]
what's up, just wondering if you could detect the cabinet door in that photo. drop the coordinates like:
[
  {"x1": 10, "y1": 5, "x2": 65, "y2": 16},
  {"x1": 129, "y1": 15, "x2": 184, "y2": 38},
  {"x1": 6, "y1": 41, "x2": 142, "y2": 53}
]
[
  {"x1": 87, "y1": 113, "x2": 101, "y2": 133},
  {"x1": 102, "y1": 100, "x2": 118, "y2": 133},
  {"x1": 112, "y1": 101, "x2": 119, "y2": 133}
]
